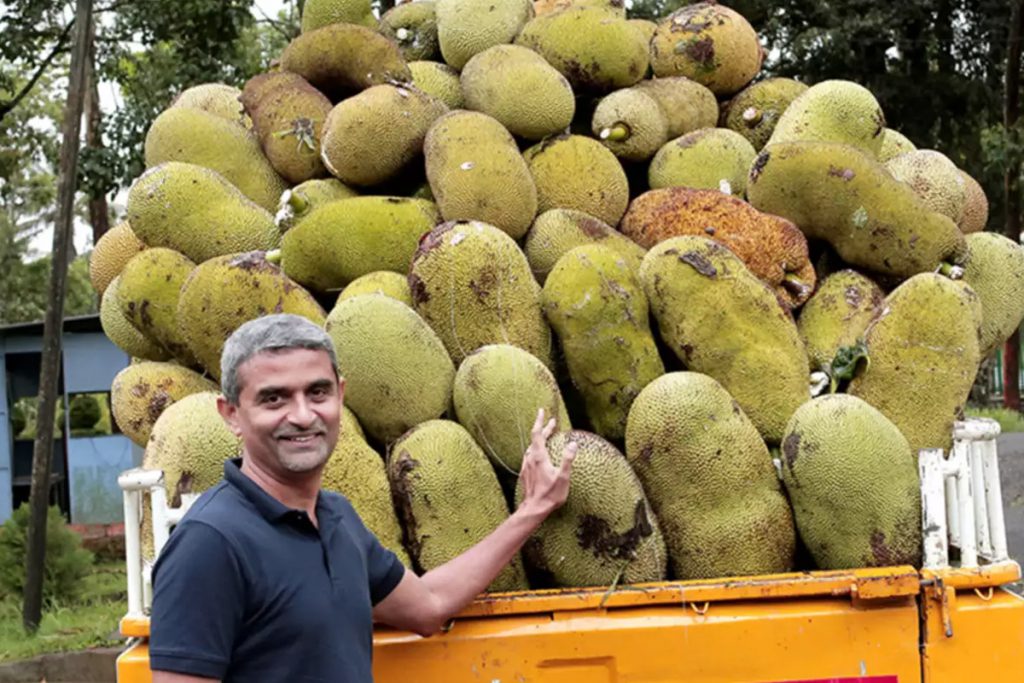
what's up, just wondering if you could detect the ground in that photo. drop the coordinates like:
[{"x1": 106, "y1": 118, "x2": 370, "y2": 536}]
[{"x1": 997, "y1": 433, "x2": 1024, "y2": 590}]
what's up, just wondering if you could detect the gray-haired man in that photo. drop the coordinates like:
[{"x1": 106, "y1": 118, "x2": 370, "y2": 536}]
[{"x1": 149, "y1": 313, "x2": 577, "y2": 682}]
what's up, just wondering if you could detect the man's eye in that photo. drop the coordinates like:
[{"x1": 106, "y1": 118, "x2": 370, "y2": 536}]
[{"x1": 262, "y1": 394, "x2": 282, "y2": 404}]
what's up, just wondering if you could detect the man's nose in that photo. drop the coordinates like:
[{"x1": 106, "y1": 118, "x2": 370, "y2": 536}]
[{"x1": 288, "y1": 396, "x2": 317, "y2": 427}]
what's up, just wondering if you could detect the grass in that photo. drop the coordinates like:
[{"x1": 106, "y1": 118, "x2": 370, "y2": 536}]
[
  {"x1": 0, "y1": 561, "x2": 127, "y2": 663},
  {"x1": 965, "y1": 406, "x2": 1024, "y2": 434}
]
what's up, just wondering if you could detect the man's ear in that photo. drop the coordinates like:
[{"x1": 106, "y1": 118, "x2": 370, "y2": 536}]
[
  {"x1": 337, "y1": 376, "x2": 346, "y2": 403},
  {"x1": 216, "y1": 395, "x2": 244, "y2": 438}
]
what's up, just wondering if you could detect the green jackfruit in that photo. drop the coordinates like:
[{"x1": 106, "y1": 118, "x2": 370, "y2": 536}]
[
  {"x1": 524, "y1": 134, "x2": 630, "y2": 226},
  {"x1": 326, "y1": 295, "x2": 455, "y2": 443},
  {"x1": 625, "y1": 372, "x2": 796, "y2": 579},
  {"x1": 436, "y1": 0, "x2": 533, "y2": 70},
  {"x1": 648, "y1": 128, "x2": 756, "y2": 195},
  {"x1": 628, "y1": 18, "x2": 657, "y2": 43},
  {"x1": 143, "y1": 108, "x2": 286, "y2": 211},
  {"x1": 633, "y1": 77, "x2": 719, "y2": 139},
  {"x1": 321, "y1": 84, "x2": 447, "y2": 188},
  {"x1": 424, "y1": 110, "x2": 538, "y2": 240},
  {"x1": 767, "y1": 80, "x2": 886, "y2": 157},
  {"x1": 962, "y1": 232, "x2": 1024, "y2": 357},
  {"x1": 408, "y1": 61, "x2": 463, "y2": 109},
  {"x1": 746, "y1": 141, "x2": 968, "y2": 278},
  {"x1": 516, "y1": 430, "x2": 667, "y2": 588},
  {"x1": 639, "y1": 237, "x2": 810, "y2": 443},
  {"x1": 338, "y1": 271, "x2": 413, "y2": 307},
  {"x1": 781, "y1": 395, "x2": 921, "y2": 569},
  {"x1": 959, "y1": 171, "x2": 989, "y2": 234},
  {"x1": 389, "y1": 419, "x2": 528, "y2": 591},
  {"x1": 127, "y1": 162, "x2": 279, "y2": 264},
  {"x1": 275, "y1": 178, "x2": 359, "y2": 233},
  {"x1": 89, "y1": 221, "x2": 145, "y2": 296},
  {"x1": 381, "y1": 1, "x2": 439, "y2": 61},
  {"x1": 592, "y1": 87, "x2": 669, "y2": 162},
  {"x1": 246, "y1": 75, "x2": 332, "y2": 184},
  {"x1": 409, "y1": 220, "x2": 552, "y2": 367},
  {"x1": 240, "y1": 72, "x2": 308, "y2": 114},
  {"x1": 533, "y1": 0, "x2": 625, "y2": 15},
  {"x1": 461, "y1": 45, "x2": 575, "y2": 141},
  {"x1": 111, "y1": 361, "x2": 217, "y2": 447},
  {"x1": 280, "y1": 196, "x2": 440, "y2": 292},
  {"x1": 117, "y1": 248, "x2": 198, "y2": 365},
  {"x1": 877, "y1": 128, "x2": 916, "y2": 163},
  {"x1": 542, "y1": 245, "x2": 664, "y2": 440},
  {"x1": 849, "y1": 273, "x2": 982, "y2": 455},
  {"x1": 177, "y1": 252, "x2": 327, "y2": 380},
  {"x1": 523, "y1": 208, "x2": 646, "y2": 284},
  {"x1": 796, "y1": 270, "x2": 884, "y2": 373},
  {"x1": 100, "y1": 276, "x2": 171, "y2": 362},
  {"x1": 885, "y1": 150, "x2": 966, "y2": 223},
  {"x1": 170, "y1": 83, "x2": 251, "y2": 129},
  {"x1": 300, "y1": 0, "x2": 377, "y2": 31},
  {"x1": 453, "y1": 343, "x2": 570, "y2": 473},
  {"x1": 723, "y1": 78, "x2": 808, "y2": 151}
]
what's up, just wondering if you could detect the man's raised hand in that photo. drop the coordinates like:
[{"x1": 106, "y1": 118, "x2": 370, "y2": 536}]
[{"x1": 517, "y1": 407, "x2": 577, "y2": 517}]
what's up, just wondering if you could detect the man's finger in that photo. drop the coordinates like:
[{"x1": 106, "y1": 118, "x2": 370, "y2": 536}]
[
  {"x1": 541, "y1": 417, "x2": 557, "y2": 441},
  {"x1": 559, "y1": 442, "x2": 578, "y2": 475},
  {"x1": 531, "y1": 407, "x2": 546, "y2": 438}
]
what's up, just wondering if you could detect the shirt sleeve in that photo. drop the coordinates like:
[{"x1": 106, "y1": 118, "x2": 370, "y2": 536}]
[
  {"x1": 149, "y1": 520, "x2": 246, "y2": 679},
  {"x1": 344, "y1": 508, "x2": 407, "y2": 606}
]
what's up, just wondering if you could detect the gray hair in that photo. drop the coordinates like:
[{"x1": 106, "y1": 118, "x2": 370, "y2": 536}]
[{"x1": 220, "y1": 314, "x2": 339, "y2": 404}]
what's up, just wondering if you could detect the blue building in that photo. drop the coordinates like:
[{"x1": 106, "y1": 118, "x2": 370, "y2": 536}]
[{"x1": 0, "y1": 314, "x2": 140, "y2": 525}]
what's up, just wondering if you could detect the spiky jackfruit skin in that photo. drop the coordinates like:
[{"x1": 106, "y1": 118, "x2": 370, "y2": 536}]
[
  {"x1": 650, "y1": 3, "x2": 762, "y2": 96},
  {"x1": 959, "y1": 171, "x2": 989, "y2": 234},
  {"x1": 621, "y1": 188, "x2": 816, "y2": 308},
  {"x1": 101, "y1": 277, "x2": 170, "y2": 362},
  {"x1": 381, "y1": 1, "x2": 439, "y2": 61},
  {"x1": 240, "y1": 72, "x2": 309, "y2": 114},
  {"x1": 321, "y1": 85, "x2": 448, "y2": 188},
  {"x1": 634, "y1": 77, "x2": 719, "y2": 139},
  {"x1": 326, "y1": 295, "x2": 455, "y2": 443},
  {"x1": 515, "y1": 430, "x2": 667, "y2": 588},
  {"x1": 111, "y1": 362, "x2": 217, "y2": 447},
  {"x1": 246, "y1": 77, "x2": 332, "y2": 184},
  {"x1": 962, "y1": 232, "x2": 1024, "y2": 357},
  {"x1": 877, "y1": 128, "x2": 916, "y2": 163},
  {"x1": 300, "y1": 0, "x2": 377, "y2": 31},
  {"x1": 767, "y1": 80, "x2": 886, "y2": 157},
  {"x1": 534, "y1": 0, "x2": 625, "y2": 15},
  {"x1": 424, "y1": 111, "x2": 538, "y2": 240},
  {"x1": 436, "y1": 0, "x2": 533, "y2": 70},
  {"x1": 461, "y1": 45, "x2": 575, "y2": 141},
  {"x1": 885, "y1": 150, "x2": 966, "y2": 224},
  {"x1": 339, "y1": 271, "x2": 413, "y2": 307},
  {"x1": 127, "y1": 163, "x2": 279, "y2": 264},
  {"x1": 89, "y1": 221, "x2": 145, "y2": 296},
  {"x1": 648, "y1": 128, "x2": 756, "y2": 195},
  {"x1": 592, "y1": 88, "x2": 668, "y2": 161},
  {"x1": 177, "y1": 252, "x2": 327, "y2": 380},
  {"x1": 389, "y1": 420, "x2": 528, "y2": 591},
  {"x1": 628, "y1": 18, "x2": 657, "y2": 42},
  {"x1": 639, "y1": 237, "x2": 810, "y2": 444},
  {"x1": 515, "y1": 7, "x2": 649, "y2": 93},
  {"x1": 796, "y1": 270, "x2": 884, "y2": 372},
  {"x1": 723, "y1": 78, "x2": 808, "y2": 151},
  {"x1": 170, "y1": 83, "x2": 251, "y2": 129},
  {"x1": 780, "y1": 395, "x2": 921, "y2": 570},
  {"x1": 276, "y1": 178, "x2": 358, "y2": 233},
  {"x1": 453, "y1": 344, "x2": 570, "y2": 473},
  {"x1": 849, "y1": 273, "x2": 981, "y2": 455},
  {"x1": 279, "y1": 23, "x2": 412, "y2": 98},
  {"x1": 523, "y1": 208, "x2": 646, "y2": 284},
  {"x1": 746, "y1": 141, "x2": 968, "y2": 278},
  {"x1": 408, "y1": 61, "x2": 463, "y2": 109},
  {"x1": 524, "y1": 134, "x2": 630, "y2": 226},
  {"x1": 117, "y1": 248, "x2": 198, "y2": 366},
  {"x1": 625, "y1": 372, "x2": 796, "y2": 579},
  {"x1": 542, "y1": 245, "x2": 664, "y2": 440},
  {"x1": 142, "y1": 108, "x2": 287, "y2": 212},
  {"x1": 408, "y1": 221, "x2": 553, "y2": 368},
  {"x1": 281, "y1": 196, "x2": 440, "y2": 292},
  {"x1": 322, "y1": 407, "x2": 411, "y2": 567}
]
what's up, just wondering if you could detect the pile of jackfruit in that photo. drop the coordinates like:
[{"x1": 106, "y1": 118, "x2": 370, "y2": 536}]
[{"x1": 91, "y1": 0, "x2": 1024, "y2": 589}]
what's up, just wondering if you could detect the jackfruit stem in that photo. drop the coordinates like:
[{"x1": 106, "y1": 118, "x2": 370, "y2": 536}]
[
  {"x1": 742, "y1": 107, "x2": 763, "y2": 127},
  {"x1": 781, "y1": 273, "x2": 811, "y2": 301},
  {"x1": 287, "y1": 191, "x2": 310, "y2": 214},
  {"x1": 600, "y1": 124, "x2": 631, "y2": 142},
  {"x1": 938, "y1": 262, "x2": 965, "y2": 280},
  {"x1": 396, "y1": 27, "x2": 411, "y2": 42},
  {"x1": 265, "y1": 249, "x2": 282, "y2": 265}
]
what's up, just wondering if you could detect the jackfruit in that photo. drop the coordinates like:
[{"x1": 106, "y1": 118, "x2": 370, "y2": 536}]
[
  {"x1": 639, "y1": 237, "x2": 810, "y2": 444},
  {"x1": 746, "y1": 141, "x2": 968, "y2": 278},
  {"x1": 240, "y1": 72, "x2": 309, "y2": 115},
  {"x1": 338, "y1": 271, "x2": 413, "y2": 307},
  {"x1": 388, "y1": 419, "x2": 528, "y2": 590},
  {"x1": 958, "y1": 171, "x2": 989, "y2": 234},
  {"x1": 877, "y1": 128, "x2": 916, "y2": 163},
  {"x1": 523, "y1": 208, "x2": 646, "y2": 284},
  {"x1": 628, "y1": 18, "x2": 657, "y2": 43},
  {"x1": 461, "y1": 45, "x2": 575, "y2": 141},
  {"x1": 300, "y1": 0, "x2": 377, "y2": 31},
  {"x1": 143, "y1": 107, "x2": 287, "y2": 211},
  {"x1": 111, "y1": 361, "x2": 217, "y2": 447},
  {"x1": 177, "y1": 252, "x2": 327, "y2": 380},
  {"x1": 722, "y1": 77, "x2": 808, "y2": 151},
  {"x1": 961, "y1": 232, "x2": 1024, "y2": 357},
  {"x1": 591, "y1": 87, "x2": 668, "y2": 161},
  {"x1": 100, "y1": 276, "x2": 171, "y2": 362},
  {"x1": 381, "y1": 1, "x2": 439, "y2": 61},
  {"x1": 524, "y1": 134, "x2": 630, "y2": 226},
  {"x1": 649, "y1": 3, "x2": 762, "y2": 96},
  {"x1": 424, "y1": 110, "x2": 537, "y2": 239},
  {"x1": 325, "y1": 295, "x2": 455, "y2": 443},
  {"x1": 453, "y1": 344, "x2": 570, "y2": 474},
  {"x1": 117, "y1": 247, "x2": 198, "y2": 365},
  {"x1": 515, "y1": 6, "x2": 649, "y2": 93},
  {"x1": 246, "y1": 75, "x2": 332, "y2": 184},
  {"x1": 767, "y1": 80, "x2": 886, "y2": 157},
  {"x1": 516, "y1": 430, "x2": 667, "y2": 588},
  {"x1": 625, "y1": 372, "x2": 796, "y2": 579},
  {"x1": 170, "y1": 83, "x2": 251, "y2": 129},
  {"x1": 848, "y1": 273, "x2": 981, "y2": 455},
  {"x1": 89, "y1": 221, "x2": 146, "y2": 296},
  {"x1": 885, "y1": 150, "x2": 965, "y2": 223},
  {"x1": 436, "y1": 0, "x2": 533, "y2": 70},
  {"x1": 281, "y1": 196, "x2": 440, "y2": 292},
  {"x1": 780, "y1": 395, "x2": 921, "y2": 569},
  {"x1": 621, "y1": 188, "x2": 816, "y2": 308},
  {"x1": 648, "y1": 128, "x2": 756, "y2": 195},
  {"x1": 127, "y1": 162, "x2": 279, "y2": 264},
  {"x1": 533, "y1": 0, "x2": 625, "y2": 15},
  {"x1": 633, "y1": 77, "x2": 719, "y2": 139},
  {"x1": 408, "y1": 220, "x2": 552, "y2": 367},
  {"x1": 408, "y1": 61, "x2": 463, "y2": 109},
  {"x1": 275, "y1": 178, "x2": 358, "y2": 233},
  {"x1": 796, "y1": 270, "x2": 884, "y2": 374},
  {"x1": 542, "y1": 244, "x2": 664, "y2": 440}
]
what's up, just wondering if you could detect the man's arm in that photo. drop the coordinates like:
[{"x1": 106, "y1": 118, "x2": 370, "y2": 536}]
[{"x1": 372, "y1": 408, "x2": 576, "y2": 637}]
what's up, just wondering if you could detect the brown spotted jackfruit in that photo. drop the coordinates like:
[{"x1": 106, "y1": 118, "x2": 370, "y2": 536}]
[
  {"x1": 523, "y1": 208, "x2": 646, "y2": 284},
  {"x1": 722, "y1": 77, "x2": 808, "y2": 151},
  {"x1": 245, "y1": 74, "x2": 332, "y2": 184},
  {"x1": 796, "y1": 270, "x2": 884, "y2": 374}
]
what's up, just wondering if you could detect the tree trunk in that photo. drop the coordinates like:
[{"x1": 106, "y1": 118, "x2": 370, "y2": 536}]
[
  {"x1": 1002, "y1": 0, "x2": 1023, "y2": 412},
  {"x1": 22, "y1": 0, "x2": 93, "y2": 634},
  {"x1": 84, "y1": 12, "x2": 108, "y2": 244}
]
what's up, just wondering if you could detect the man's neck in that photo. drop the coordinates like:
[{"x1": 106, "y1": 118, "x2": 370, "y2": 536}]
[{"x1": 240, "y1": 456, "x2": 322, "y2": 526}]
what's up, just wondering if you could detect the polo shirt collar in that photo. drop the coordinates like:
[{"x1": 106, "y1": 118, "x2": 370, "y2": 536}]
[{"x1": 223, "y1": 458, "x2": 342, "y2": 525}]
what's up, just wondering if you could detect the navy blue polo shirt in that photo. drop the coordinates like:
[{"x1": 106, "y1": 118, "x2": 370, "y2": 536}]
[{"x1": 150, "y1": 458, "x2": 406, "y2": 681}]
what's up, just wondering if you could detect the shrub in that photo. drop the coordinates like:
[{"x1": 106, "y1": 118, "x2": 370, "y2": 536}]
[
  {"x1": 69, "y1": 395, "x2": 101, "y2": 431},
  {"x1": 0, "y1": 504, "x2": 94, "y2": 606}
]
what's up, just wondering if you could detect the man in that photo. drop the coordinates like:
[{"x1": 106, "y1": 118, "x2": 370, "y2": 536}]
[{"x1": 149, "y1": 314, "x2": 577, "y2": 682}]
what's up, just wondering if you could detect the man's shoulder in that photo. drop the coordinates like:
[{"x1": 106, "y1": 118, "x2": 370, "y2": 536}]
[{"x1": 177, "y1": 480, "x2": 260, "y2": 538}]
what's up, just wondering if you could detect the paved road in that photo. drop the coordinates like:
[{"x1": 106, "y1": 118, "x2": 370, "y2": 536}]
[{"x1": 997, "y1": 434, "x2": 1024, "y2": 569}]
